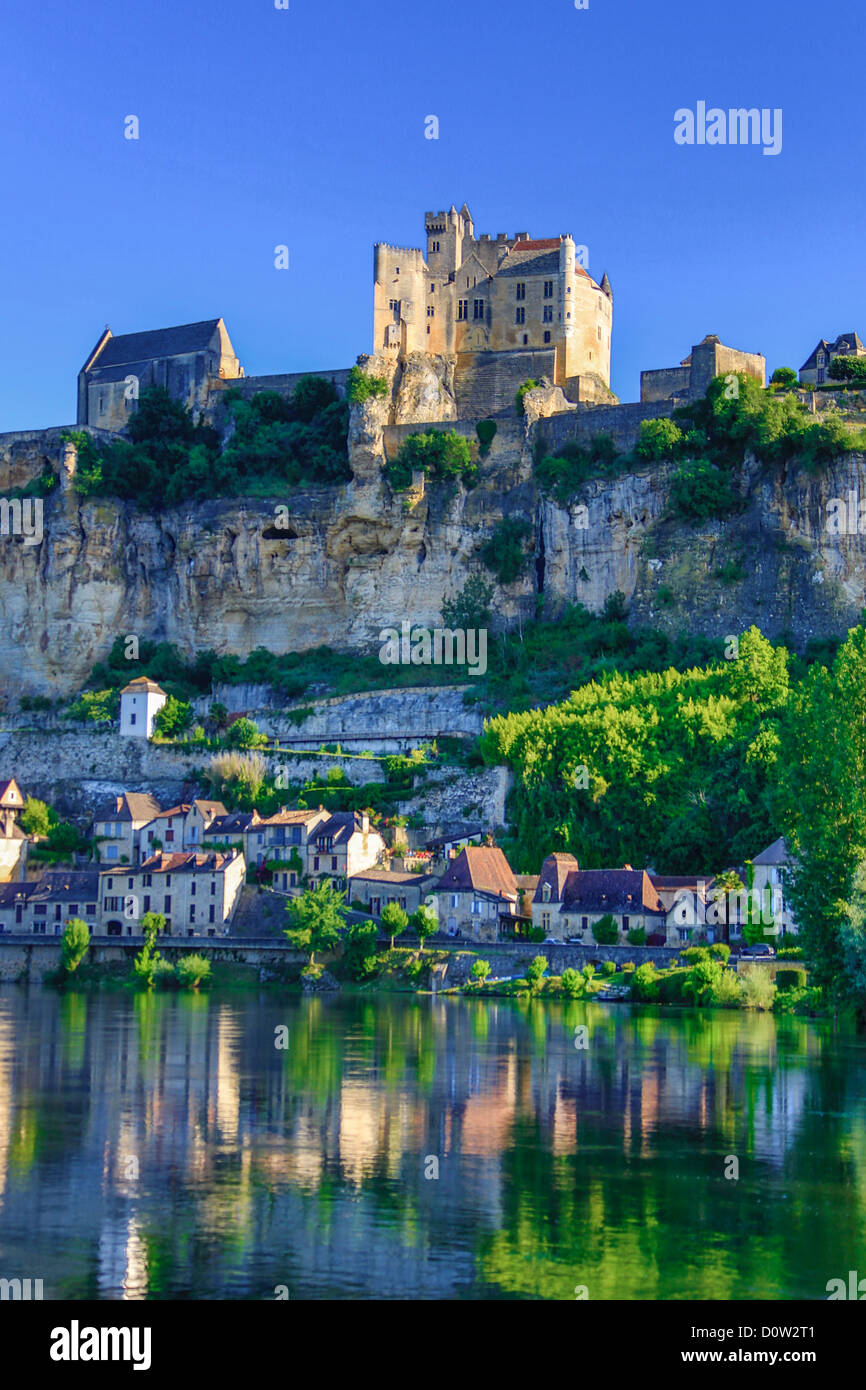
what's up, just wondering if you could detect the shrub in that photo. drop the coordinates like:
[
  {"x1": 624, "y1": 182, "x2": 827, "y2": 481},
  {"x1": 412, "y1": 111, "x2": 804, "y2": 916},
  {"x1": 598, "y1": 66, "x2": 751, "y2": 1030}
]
[
  {"x1": 770, "y1": 367, "x2": 798, "y2": 389},
  {"x1": 635, "y1": 417, "x2": 685, "y2": 460},
  {"x1": 481, "y1": 518, "x2": 534, "y2": 585},
  {"x1": 441, "y1": 573, "x2": 494, "y2": 631},
  {"x1": 208, "y1": 750, "x2": 267, "y2": 807},
  {"x1": 711, "y1": 969, "x2": 743, "y2": 1007},
  {"x1": 601, "y1": 959, "x2": 617, "y2": 976},
  {"x1": 656, "y1": 968, "x2": 689, "y2": 1003},
  {"x1": 386, "y1": 429, "x2": 477, "y2": 492},
  {"x1": 669, "y1": 458, "x2": 740, "y2": 522},
  {"x1": 775, "y1": 967, "x2": 807, "y2": 991},
  {"x1": 682, "y1": 958, "x2": 724, "y2": 1005},
  {"x1": 681, "y1": 946, "x2": 711, "y2": 965},
  {"x1": 175, "y1": 954, "x2": 212, "y2": 989},
  {"x1": 60, "y1": 918, "x2": 90, "y2": 974},
  {"x1": 631, "y1": 962, "x2": 659, "y2": 1002},
  {"x1": 346, "y1": 365, "x2": 388, "y2": 405},
  {"x1": 470, "y1": 959, "x2": 491, "y2": 985},
  {"x1": 592, "y1": 913, "x2": 618, "y2": 945},
  {"x1": 710, "y1": 943, "x2": 731, "y2": 963},
  {"x1": 20, "y1": 796, "x2": 52, "y2": 837},
  {"x1": 66, "y1": 688, "x2": 120, "y2": 723},
  {"x1": 561, "y1": 967, "x2": 585, "y2": 997},
  {"x1": 515, "y1": 380, "x2": 541, "y2": 415},
  {"x1": 476, "y1": 419, "x2": 497, "y2": 456},
  {"x1": 582, "y1": 964, "x2": 596, "y2": 982},
  {"x1": 626, "y1": 926, "x2": 646, "y2": 946},
  {"x1": 621, "y1": 961, "x2": 636, "y2": 973},
  {"x1": 740, "y1": 965, "x2": 777, "y2": 1010},
  {"x1": 776, "y1": 945, "x2": 804, "y2": 960}
]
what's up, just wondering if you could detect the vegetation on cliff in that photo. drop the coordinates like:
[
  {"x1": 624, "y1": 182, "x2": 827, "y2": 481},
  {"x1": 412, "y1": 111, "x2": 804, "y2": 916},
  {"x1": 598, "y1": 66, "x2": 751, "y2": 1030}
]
[
  {"x1": 385, "y1": 428, "x2": 478, "y2": 492},
  {"x1": 67, "y1": 378, "x2": 350, "y2": 506}
]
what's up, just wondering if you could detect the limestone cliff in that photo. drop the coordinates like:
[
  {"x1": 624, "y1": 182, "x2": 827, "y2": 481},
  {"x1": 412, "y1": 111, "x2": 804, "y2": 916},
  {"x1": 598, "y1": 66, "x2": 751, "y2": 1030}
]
[{"x1": 0, "y1": 361, "x2": 865, "y2": 696}]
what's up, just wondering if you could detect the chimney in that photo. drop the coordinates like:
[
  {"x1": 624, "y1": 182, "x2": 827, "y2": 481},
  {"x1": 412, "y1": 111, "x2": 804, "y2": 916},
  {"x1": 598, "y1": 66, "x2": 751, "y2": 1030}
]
[{"x1": 361, "y1": 813, "x2": 370, "y2": 834}]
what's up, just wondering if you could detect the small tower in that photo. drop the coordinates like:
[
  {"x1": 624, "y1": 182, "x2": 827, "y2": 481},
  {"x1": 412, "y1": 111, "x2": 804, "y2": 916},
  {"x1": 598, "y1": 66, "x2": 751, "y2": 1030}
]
[{"x1": 120, "y1": 677, "x2": 167, "y2": 739}]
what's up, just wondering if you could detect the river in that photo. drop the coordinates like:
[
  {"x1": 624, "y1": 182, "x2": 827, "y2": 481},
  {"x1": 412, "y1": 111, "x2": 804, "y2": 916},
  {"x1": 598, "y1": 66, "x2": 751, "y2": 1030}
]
[{"x1": 0, "y1": 988, "x2": 862, "y2": 1300}]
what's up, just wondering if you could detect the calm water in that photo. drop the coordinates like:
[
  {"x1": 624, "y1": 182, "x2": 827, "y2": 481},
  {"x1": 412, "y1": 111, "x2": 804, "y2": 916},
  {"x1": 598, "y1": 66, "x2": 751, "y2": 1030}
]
[{"x1": 0, "y1": 986, "x2": 863, "y2": 1300}]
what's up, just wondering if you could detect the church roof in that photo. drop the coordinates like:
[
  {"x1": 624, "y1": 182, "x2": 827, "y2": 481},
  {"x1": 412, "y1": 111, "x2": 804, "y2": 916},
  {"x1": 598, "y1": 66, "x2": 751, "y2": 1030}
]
[{"x1": 83, "y1": 320, "x2": 223, "y2": 373}]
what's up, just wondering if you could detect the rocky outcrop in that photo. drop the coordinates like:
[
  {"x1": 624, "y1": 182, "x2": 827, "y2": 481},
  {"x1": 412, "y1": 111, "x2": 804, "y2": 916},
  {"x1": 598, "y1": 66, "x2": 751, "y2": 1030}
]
[{"x1": 2, "y1": 368, "x2": 866, "y2": 695}]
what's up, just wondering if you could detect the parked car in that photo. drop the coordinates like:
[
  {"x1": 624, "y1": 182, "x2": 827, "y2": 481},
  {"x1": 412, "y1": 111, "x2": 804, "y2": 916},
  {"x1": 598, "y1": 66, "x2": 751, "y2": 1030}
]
[
  {"x1": 739, "y1": 942, "x2": 776, "y2": 958},
  {"x1": 565, "y1": 935, "x2": 583, "y2": 944},
  {"x1": 544, "y1": 936, "x2": 558, "y2": 944}
]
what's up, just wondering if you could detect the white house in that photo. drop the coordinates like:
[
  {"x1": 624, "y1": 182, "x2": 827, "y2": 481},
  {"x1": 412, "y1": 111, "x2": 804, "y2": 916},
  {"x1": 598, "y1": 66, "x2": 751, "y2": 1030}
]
[
  {"x1": 120, "y1": 677, "x2": 167, "y2": 738},
  {"x1": 751, "y1": 837, "x2": 799, "y2": 938}
]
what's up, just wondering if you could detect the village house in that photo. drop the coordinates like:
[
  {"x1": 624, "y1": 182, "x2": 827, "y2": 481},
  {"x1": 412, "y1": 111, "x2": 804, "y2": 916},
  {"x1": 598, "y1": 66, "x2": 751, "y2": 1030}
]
[
  {"x1": 0, "y1": 870, "x2": 101, "y2": 935},
  {"x1": 137, "y1": 800, "x2": 228, "y2": 858},
  {"x1": 307, "y1": 812, "x2": 386, "y2": 891},
  {"x1": 435, "y1": 845, "x2": 520, "y2": 941},
  {"x1": 119, "y1": 677, "x2": 167, "y2": 739},
  {"x1": 93, "y1": 792, "x2": 163, "y2": 865},
  {"x1": 347, "y1": 868, "x2": 440, "y2": 918},
  {"x1": 649, "y1": 873, "x2": 715, "y2": 944},
  {"x1": 0, "y1": 778, "x2": 28, "y2": 882},
  {"x1": 748, "y1": 837, "x2": 799, "y2": 939},
  {"x1": 799, "y1": 332, "x2": 865, "y2": 386},
  {"x1": 202, "y1": 807, "x2": 330, "y2": 891},
  {"x1": 99, "y1": 849, "x2": 245, "y2": 937},
  {"x1": 533, "y1": 854, "x2": 668, "y2": 943}
]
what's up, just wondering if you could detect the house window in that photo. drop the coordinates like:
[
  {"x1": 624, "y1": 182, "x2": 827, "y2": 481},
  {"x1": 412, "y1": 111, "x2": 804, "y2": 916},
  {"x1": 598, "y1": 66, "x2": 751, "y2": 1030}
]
[
  {"x1": 451, "y1": 894, "x2": 459, "y2": 909},
  {"x1": 144, "y1": 874, "x2": 152, "y2": 888},
  {"x1": 143, "y1": 895, "x2": 150, "y2": 911},
  {"x1": 515, "y1": 308, "x2": 525, "y2": 325},
  {"x1": 542, "y1": 883, "x2": 551, "y2": 903},
  {"x1": 86, "y1": 904, "x2": 96, "y2": 915},
  {"x1": 130, "y1": 713, "x2": 136, "y2": 725},
  {"x1": 581, "y1": 916, "x2": 588, "y2": 930},
  {"x1": 544, "y1": 332, "x2": 551, "y2": 344},
  {"x1": 106, "y1": 878, "x2": 113, "y2": 889},
  {"x1": 542, "y1": 912, "x2": 551, "y2": 931},
  {"x1": 516, "y1": 283, "x2": 526, "y2": 300},
  {"x1": 623, "y1": 916, "x2": 630, "y2": 931},
  {"x1": 191, "y1": 881, "x2": 196, "y2": 896},
  {"x1": 473, "y1": 299, "x2": 485, "y2": 319},
  {"x1": 209, "y1": 905, "x2": 215, "y2": 923},
  {"x1": 543, "y1": 306, "x2": 553, "y2": 323},
  {"x1": 164, "y1": 895, "x2": 171, "y2": 912},
  {"x1": 471, "y1": 900, "x2": 482, "y2": 914},
  {"x1": 210, "y1": 881, "x2": 216, "y2": 895},
  {"x1": 458, "y1": 300, "x2": 468, "y2": 321},
  {"x1": 189, "y1": 907, "x2": 195, "y2": 923},
  {"x1": 523, "y1": 334, "x2": 528, "y2": 345},
  {"x1": 165, "y1": 875, "x2": 171, "y2": 887},
  {"x1": 544, "y1": 281, "x2": 554, "y2": 298},
  {"x1": 331, "y1": 857, "x2": 337, "y2": 871},
  {"x1": 314, "y1": 857, "x2": 320, "y2": 871}
]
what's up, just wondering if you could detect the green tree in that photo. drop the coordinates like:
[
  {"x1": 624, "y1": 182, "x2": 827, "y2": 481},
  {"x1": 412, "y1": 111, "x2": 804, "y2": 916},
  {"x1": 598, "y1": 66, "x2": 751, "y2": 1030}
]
[
  {"x1": 592, "y1": 913, "x2": 619, "y2": 945},
  {"x1": 560, "y1": 967, "x2": 585, "y2": 997},
  {"x1": 60, "y1": 918, "x2": 90, "y2": 974},
  {"x1": 481, "y1": 518, "x2": 534, "y2": 586},
  {"x1": 133, "y1": 912, "x2": 167, "y2": 986},
  {"x1": 770, "y1": 367, "x2": 798, "y2": 389},
  {"x1": 346, "y1": 365, "x2": 388, "y2": 406},
  {"x1": 153, "y1": 695, "x2": 193, "y2": 738},
  {"x1": 441, "y1": 574, "x2": 494, "y2": 631},
  {"x1": 635, "y1": 417, "x2": 684, "y2": 460},
  {"x1": 381, "y1": 901, "x2": 409, "y2": 950},
  {"x1": 284, "y1": 879, "x2": 347, "y2": 965},
  {"x1": 470, "y1": 959, "x2": 491, "y2": 985},
  {"x1": 225, "y1": 716, "x2": 265, "y2": 750},
  {"x1": 727, "y1": 626, "x2": 789, "y2": 708},
  {"x1": 409, "y1": 903, "x2": 438, "y2": 951},
  {"x1": 20, "y1": 796, "x2": 52, "y2": 837},
  {"x1": 526, "y1": 955, "x2": 547, "y2": 989},
  {"x1": 343, "y1": 920, "x2": 379, "y2": 980},
  {"x1": 776, "y1": 626, "x2": 866, "y2": 991}
]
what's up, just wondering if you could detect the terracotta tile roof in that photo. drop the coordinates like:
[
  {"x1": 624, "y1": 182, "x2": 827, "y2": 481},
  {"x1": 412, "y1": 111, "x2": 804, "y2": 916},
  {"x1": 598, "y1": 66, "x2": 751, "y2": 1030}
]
[
  {"x1": 134, "y1": 851, "x2": 239, "y2": 875},
  {"x1": 513, "y1": 238, "x2": 561, "y2": 252},
  {"x1": 120, "y1": 676, "x2": 167, "y2": 696},
  {"x1": 436, "y1": 846, "x2": 517, "y2": 900},
  {"x1": 259, "y1": 808, "x2": 324, "y2": 827}
]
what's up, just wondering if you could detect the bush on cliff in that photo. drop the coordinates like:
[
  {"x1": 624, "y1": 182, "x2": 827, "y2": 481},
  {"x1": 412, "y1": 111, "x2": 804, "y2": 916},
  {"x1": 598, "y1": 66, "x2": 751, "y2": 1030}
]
[
  {"x1": 385, "y1": 429, "x2": 477, "y2": 492},
  {"x1": 481, "y1": 517, "x2": 534, "y2": 585},
  {"x1": 346, "y1": 366, "x2": 388, "y2": 405}
]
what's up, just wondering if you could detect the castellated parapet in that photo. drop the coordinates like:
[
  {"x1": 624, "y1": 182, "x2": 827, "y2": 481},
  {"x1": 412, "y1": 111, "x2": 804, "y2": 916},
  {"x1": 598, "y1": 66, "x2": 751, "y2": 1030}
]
[{"x1": 374, "y1": 202, "x2": 614, "y2": 414}]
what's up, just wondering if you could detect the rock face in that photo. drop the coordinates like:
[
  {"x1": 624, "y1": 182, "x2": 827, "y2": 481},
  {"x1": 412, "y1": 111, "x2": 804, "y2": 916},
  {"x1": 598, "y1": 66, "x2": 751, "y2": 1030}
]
[{"x1": 1, "y1": 364, "x2": 866, "y2": 697}]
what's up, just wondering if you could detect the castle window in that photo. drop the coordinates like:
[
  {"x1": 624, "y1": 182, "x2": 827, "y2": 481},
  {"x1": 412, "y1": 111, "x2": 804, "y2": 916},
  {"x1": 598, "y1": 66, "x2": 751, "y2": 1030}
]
[
  {"x1": 458, "y1": 300, "x2": 469, "y2": 321},
  {"x1": 431, "y1": 241, "x2": 440, "y2": 253},
  {"x1": 516, "y1": 283, "x2": 526, "y2": 301},
  {"x1": 473, "y1": 299, "x2": 485, "y2": 320},
  {"x1": 543, "y1": 306, "x2": 553, "y2": 323},
  {"x1": 515, "y1": 307, "x2": 525, "y2": 325},
  {"x1": 544, "y1": 281, "x2": 554, "y2": 299},
  {"x1": 395, "y1": 267, "x2": 399, "y2": 275},
  {"x1": 427, "y1": 306, "x2": 435, "y2": 318},
  {"x1": 430, "y1": 284, "x2": 435, "y2": 293},
  {"x1": 544, "y1": 331, "x2": 551, "y2": 344}
]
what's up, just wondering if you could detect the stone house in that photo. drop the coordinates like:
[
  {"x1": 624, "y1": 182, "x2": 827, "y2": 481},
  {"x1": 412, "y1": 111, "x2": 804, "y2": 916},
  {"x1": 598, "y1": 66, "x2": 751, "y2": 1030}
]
[
  {"x1": 649, "y1": 874, "x2": 715, "y2": 945},
  {"x1": 203, "y1": 807, "x2": 330, "y2": 891},
  {"x1": 0, "y1": 870, "x2": 101, "y2": 935},
  {"x1": 93, "y1": 792, "x2": 163, "y2": 866},
  {"x1": 77, "y1": 318, "x2": 243, "y2": 430},
  {"x1": 347, "y1": 868, "x2": 440, "y2": 919},
  {"x1": 0, "y1": 778, "x2": 28, "y2": 882},
  {"x1": 100, "y1": 850, "x2": 245, "y2": 937},
  {"x1": 799, "y1": 333, "x2": 865, "y2": 386},
  {"x1": 749, "y1": 837, "x2": 799, "y2": 939},
  {"x1": 137, "y1": 800, "x2": 228, "y2": 858},
  {"x1": 374, "y1": 203, "x2": 614, "y2": 411},
  {"x1": 434, "y1": 846, "x2": 520, "y2": 942},
  {"x1": 307, "y1": 812, "x2": 386, "y2": 891},
  {"x1": 641, "y1": 333, "x2": 765, "y2": 403},
  {"x1": 533, "y1": 854, "x2": 667, "y2": 943},
  {"x1": 119, "y1": 677, "x2": 167, "y2": 739}
]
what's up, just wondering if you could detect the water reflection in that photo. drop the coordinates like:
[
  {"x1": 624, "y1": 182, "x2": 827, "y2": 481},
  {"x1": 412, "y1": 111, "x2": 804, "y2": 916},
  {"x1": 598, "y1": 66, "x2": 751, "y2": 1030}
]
[{"x1": 0, "y1": 989, "x2": 863, "y2": 1300}]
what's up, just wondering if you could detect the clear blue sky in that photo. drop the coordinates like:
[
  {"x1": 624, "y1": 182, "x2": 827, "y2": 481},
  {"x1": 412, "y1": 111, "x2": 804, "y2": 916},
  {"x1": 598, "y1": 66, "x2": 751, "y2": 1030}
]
[{"x1": 2, "y1": 0, "x2": 863, "y2": 429}]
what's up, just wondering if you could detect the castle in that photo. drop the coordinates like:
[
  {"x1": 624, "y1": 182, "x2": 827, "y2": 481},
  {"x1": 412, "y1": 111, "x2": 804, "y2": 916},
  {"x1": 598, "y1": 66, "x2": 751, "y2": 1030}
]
[
  {"x1": 374, "y1": 203, "x2": 614, "y2": 414},
  {"x1": 74, "y1": 200, "x2": 768, "y2": 431}
]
